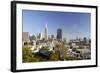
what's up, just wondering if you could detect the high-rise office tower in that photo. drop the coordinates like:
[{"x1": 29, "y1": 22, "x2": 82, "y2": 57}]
[
  {"x1": 38, "y1": 33, "x2": 42, "y2": 40},
  {"x1": 45, "y1": 24, "x2": 48, "y2": 40},
  {"x1": 51, "y1": 35, "x2": 54, "y2": 39},
  {"x1": 57, "y1": 28, "x2": 62, "y2": 40}
]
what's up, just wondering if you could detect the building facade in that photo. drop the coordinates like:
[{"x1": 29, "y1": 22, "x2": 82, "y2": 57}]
[
  {"x1": 45, "y1": 24, "x2": 48, "y2": 40},
  {"x1": 57, "y1": 28, "x2": 62, "y2": 40},
  {"x1": 22, "y1": 32, "x2": 30, "y2": 42}
]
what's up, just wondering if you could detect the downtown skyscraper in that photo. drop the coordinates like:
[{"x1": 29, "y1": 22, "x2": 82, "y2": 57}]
[
  {"x1": 57, "y1": 28, "x2": 62, "y2": 40},
  {"x1": 45, "y1": 24, "x2": 48, "y2": 40}
]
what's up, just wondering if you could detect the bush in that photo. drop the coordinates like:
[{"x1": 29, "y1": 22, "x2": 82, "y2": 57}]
[
  {"x1": 40, "y1": 46, "x2": 49, "y2": 50},
  {"x1": 65, "y1": 56, "x2": 81, "y2": 60}
]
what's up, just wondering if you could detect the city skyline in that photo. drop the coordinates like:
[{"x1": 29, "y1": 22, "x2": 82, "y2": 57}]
[{"x1": 23, "y1": 10, "x2": 91, "y2": 40}]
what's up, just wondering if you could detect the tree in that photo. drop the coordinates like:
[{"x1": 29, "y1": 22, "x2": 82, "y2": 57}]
[
  {"x1": 50, "y1": 52, "x2": 59, "y2": 61},
  {"x1": 22, "y1": 47, "x2": 33, "y2": 62},
  {"x1": 22, "y1": 47, "x2": 40, "y2": 62}
]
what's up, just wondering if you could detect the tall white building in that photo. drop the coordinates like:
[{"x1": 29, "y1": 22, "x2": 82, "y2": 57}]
[{"x1": 45, "y1": 24, "x2": 48, "y2": 40}]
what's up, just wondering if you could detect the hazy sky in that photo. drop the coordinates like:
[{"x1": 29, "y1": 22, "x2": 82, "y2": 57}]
[{"x1": 23, "y1": 10, "x2": 91, "y2": 39}]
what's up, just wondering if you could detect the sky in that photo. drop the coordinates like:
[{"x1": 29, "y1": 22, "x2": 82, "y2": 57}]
[{"x1": 22, "y1": 10, "x2": 91, "y2": 40}]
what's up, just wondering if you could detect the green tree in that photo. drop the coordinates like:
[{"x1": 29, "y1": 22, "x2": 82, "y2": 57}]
[
  {"x1": 22, "y1": 47, "x2": 40, "y2": 62},
  {"x1": 22, "y1": 47, "x2": 33, "y2": 62},
  {"x1": 50, "y1": 52, "x2": 59, "y2": 61}
]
